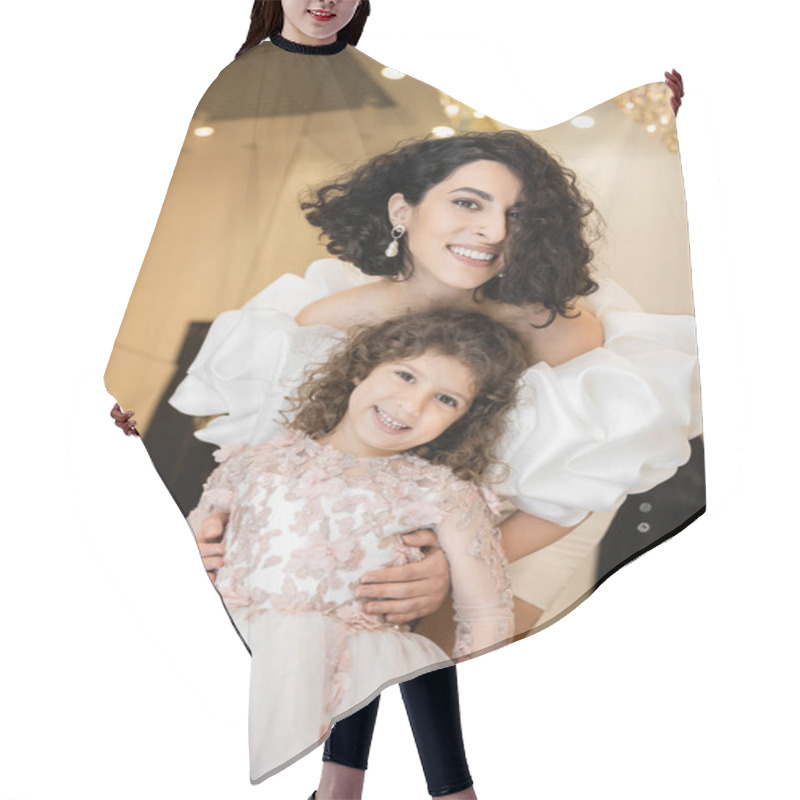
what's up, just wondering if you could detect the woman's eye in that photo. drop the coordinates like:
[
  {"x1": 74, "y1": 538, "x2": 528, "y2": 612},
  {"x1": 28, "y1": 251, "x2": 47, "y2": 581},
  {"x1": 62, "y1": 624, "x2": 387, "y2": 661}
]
[
  {"x1": 436, "y1": 394, "x2": 458, "y2": 408},
  {"x1": 396, "y1": 371, "x2": 415, "y2": 382},
  {"x1": 454, "y1": 198, "x2": 480, "y2": 210},
  {"x1": 507, "y1": 207, "x2": 521, "y2": 220}
]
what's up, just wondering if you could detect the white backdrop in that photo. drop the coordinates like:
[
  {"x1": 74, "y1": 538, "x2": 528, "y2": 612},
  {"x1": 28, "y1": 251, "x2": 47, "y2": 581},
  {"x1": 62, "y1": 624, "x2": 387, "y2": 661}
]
[{"x1": 2, "y1": 2, "x2": 797, "y2": 798}]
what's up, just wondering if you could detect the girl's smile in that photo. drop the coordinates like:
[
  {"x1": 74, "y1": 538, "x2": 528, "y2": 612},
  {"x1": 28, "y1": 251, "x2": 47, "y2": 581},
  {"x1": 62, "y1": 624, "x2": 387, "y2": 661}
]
[{"x1": 373, "y1": 405, "x2": 410, "y2": 432}]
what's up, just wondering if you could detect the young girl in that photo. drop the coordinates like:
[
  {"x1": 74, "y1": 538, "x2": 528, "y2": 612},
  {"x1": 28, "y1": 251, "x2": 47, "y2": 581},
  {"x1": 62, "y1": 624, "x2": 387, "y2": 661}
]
[{"x1": 185, "y1": 309, "x2": 526, "y2": 783}]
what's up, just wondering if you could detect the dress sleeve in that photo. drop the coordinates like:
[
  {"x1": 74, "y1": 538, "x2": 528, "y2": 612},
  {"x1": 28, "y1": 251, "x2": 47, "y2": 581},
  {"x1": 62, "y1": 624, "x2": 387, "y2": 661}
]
[
  {"x1": 168, "y1": 261, "x2": 347, "y2": 447},
  {"x1": 494, "y1": 278, "x2": 702, "y2": 526},
  {"x1": 186, "y1": 447, "x2": 244, "y2": 560},
  {"x1": 434, "y1": 479, "x2": 515, "y2": 659},
  {"x1": 185, "y1": 445, "x2": 243, "y2": 537}
]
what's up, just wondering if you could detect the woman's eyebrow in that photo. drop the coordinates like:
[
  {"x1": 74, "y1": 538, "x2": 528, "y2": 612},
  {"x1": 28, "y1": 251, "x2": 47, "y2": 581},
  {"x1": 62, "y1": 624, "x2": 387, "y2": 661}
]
[{"x1": 448, "y1": 186, "x2": 493, "y2": 202}]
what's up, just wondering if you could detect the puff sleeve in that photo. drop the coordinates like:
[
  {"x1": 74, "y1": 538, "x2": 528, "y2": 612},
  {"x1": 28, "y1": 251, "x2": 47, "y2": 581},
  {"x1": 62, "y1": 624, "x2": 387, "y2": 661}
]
[
  {"x1": 493, "y1": 279, "x2": 701, "y2": 526},
  {"x1": 168, "y1": 262, "x2": 349, "y2": 446}
]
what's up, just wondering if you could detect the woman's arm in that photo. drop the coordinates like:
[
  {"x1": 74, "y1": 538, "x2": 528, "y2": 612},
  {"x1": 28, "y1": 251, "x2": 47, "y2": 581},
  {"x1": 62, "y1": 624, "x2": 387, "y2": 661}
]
[
  {"x1": 355, "y1": 530, "x2": 451, "y2": 624},
  {"x1": 354, "y1": 510, "x2": 578, "y2": 624},
  {"x1": 499, "y1": 510, "x2": 578, "y2": 563}
]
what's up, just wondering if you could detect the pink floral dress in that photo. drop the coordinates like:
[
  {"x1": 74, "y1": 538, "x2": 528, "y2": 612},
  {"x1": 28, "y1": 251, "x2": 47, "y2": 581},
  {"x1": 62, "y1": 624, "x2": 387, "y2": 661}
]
[{"x1": 187, "y1": 429, "x2": 513, "y2": 782}]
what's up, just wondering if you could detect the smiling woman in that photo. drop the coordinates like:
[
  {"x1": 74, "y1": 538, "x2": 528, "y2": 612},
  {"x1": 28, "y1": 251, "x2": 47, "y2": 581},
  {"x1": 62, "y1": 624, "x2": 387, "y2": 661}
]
[
  {"x1": 387, "y1": 160, "x2": 522, "y2": 292},
  {"x1": 299, "y1": 131, "x2": 598, "y2": 323}
]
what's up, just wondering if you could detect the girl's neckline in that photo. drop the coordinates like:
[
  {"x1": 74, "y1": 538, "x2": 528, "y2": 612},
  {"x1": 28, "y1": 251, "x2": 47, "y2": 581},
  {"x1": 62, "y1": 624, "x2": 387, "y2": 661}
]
[
  {"x1": 303, "y1": 432, "x2": 405, "y2": 463},
  {"x1": 269, "y1": 32, "x2": 348, "y2": 56}
]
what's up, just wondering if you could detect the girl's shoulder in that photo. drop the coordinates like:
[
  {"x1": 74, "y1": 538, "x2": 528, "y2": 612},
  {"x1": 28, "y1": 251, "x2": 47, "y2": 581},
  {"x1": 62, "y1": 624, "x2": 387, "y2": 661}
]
[{"x1": 397, "y1": 455, "x2": 500, "y2": 516}]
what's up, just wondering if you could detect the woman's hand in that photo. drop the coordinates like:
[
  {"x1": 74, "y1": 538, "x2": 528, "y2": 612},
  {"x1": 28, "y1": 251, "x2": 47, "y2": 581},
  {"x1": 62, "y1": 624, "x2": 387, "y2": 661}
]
[
  {"x1": 111, "y1": 403, "x2": 139, "y2": 436},
  {"x1": 665, "y1": 69, "x2": 684, "y2": 115},
  {"x1": 195, "y1": 511, "x2": 229, "y2": 582},
  {"x1": 355, "y1": 530, "x2": 451, "y2": 624}
]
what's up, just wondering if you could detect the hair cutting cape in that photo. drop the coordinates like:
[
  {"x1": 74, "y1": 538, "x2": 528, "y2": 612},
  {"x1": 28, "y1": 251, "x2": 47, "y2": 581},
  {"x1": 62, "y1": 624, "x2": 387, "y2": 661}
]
[{"x1": 105, "y1": 36, "x2": 704, "y2": 782}]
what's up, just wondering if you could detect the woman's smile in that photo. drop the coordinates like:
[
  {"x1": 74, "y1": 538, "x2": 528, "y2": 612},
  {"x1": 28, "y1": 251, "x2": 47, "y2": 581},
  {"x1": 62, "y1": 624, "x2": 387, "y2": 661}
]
[{"x1": 446, "y1": 244, "x2": 499, "y2": 266}]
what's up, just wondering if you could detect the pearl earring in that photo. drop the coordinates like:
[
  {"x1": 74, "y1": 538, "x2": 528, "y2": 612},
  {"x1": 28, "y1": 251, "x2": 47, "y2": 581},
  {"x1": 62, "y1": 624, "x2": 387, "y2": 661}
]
[{"x1": 384, "y1": 224, "x2": 406, "y2": 258}]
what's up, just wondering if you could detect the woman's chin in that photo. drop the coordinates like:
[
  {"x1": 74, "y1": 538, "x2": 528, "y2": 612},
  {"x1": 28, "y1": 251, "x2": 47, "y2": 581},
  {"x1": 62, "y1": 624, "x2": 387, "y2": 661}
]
[
  {"x1": 441, "y1": 265, "x2": 502, "y2": 291},
  {"x1": 451, "y1": 275, "x2": 499, "y2": 292}
]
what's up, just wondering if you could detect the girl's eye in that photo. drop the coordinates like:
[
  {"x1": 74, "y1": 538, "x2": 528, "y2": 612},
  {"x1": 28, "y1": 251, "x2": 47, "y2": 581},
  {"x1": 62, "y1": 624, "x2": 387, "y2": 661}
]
[
  {"x1": 454, "y1": 198, "x2": 480, "y2": 210},
  {"x1": 507, "y1": 207, "x2": 521, "y2": 221},
  {"x1": 436, "y1": 394, "x2": 458, "y2": 408},
  {"x1": 396, "y1": 371, "x2": 415, "y2": 382}
]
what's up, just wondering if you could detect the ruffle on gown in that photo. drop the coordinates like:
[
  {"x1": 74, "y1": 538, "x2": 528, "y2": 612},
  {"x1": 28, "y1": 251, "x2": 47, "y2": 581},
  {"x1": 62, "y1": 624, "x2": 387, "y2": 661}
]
[
  {"x1": 230, "y1": 608, "x2": 449, "y2": 783},
  {"x1": 170, "y1": 258, "x2": 701, "y2": 527}
]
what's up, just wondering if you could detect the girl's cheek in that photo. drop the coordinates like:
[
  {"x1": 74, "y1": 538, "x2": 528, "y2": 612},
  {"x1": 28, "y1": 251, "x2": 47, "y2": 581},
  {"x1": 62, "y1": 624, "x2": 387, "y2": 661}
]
[{"x1": 436, "y1": 409, "x2": 455, "y2": 430}]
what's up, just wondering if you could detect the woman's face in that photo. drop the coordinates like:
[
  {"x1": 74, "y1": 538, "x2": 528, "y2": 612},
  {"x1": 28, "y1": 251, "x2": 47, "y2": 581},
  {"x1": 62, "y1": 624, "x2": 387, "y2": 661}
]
[
  {"x1": 388, "y1": 160, "x2": 523, "y2": 292},
  {"x1": 280, "y1": 0, "x2": 361, "y2": 46}
]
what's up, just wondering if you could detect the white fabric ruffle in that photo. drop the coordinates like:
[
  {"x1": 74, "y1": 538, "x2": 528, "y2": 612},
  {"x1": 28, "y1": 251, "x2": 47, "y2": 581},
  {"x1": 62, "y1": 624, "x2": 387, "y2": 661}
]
[{"x1": 170, "y1": 259, "x2": 701, "y2": 526}]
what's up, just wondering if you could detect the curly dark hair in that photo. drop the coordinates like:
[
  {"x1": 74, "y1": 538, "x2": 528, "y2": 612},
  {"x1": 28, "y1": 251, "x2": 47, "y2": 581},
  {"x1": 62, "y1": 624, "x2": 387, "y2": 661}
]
[
  {"x1": 286, "y1": 310, "x2": 527, "y2": 484},
  {"x1": 236, "y1": 1, "x2": 371, "y2": 59},
  {"x1": 302, "y1": 131, "x2": 599, "y2": 326}
]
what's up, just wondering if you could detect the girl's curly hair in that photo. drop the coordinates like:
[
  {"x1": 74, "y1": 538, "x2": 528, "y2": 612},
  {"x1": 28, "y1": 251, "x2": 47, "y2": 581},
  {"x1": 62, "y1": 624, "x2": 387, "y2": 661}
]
[
  {"x1": 301, "y1": 130, "x2": 599, "y2": 326},
  {"x1": 236, "y1": 1, "x2": 371, "y2": 59},
  {"x1": 286, "y1": 310, "x2": 528, "y2": 484}
]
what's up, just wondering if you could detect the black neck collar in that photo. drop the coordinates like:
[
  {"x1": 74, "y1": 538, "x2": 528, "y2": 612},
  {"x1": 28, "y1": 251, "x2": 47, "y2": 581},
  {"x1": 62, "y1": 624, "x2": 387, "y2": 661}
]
[{"x1": 270, "y1": 32, "x2": 348, "y2": 55}]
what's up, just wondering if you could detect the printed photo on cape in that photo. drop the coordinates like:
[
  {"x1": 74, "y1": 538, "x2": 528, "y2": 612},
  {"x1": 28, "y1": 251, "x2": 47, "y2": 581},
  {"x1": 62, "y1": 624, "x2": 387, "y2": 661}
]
[{"x1": 104, "y1": 37, "x2": 703, "y2": 781}]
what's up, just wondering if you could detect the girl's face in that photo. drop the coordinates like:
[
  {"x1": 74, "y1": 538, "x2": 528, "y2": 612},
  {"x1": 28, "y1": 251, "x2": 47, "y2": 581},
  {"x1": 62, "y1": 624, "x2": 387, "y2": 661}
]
[
  {"x1": 333, "y1": 351, "x2": 477, "y2": 459},
  {"x1": 280, "y1": 0, "x2": 361, "y2": 46},
  {"x1": 388, "y1": 160, "x2": 523, "y2": 292}
]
